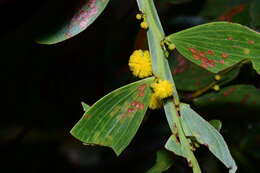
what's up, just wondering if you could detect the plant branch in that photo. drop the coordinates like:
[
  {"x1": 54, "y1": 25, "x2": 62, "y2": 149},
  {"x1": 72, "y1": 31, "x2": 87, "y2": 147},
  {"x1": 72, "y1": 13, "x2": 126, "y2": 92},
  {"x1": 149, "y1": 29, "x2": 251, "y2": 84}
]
[{"x1": 137, "y1": 0, "x2": 201, "y2": 172}]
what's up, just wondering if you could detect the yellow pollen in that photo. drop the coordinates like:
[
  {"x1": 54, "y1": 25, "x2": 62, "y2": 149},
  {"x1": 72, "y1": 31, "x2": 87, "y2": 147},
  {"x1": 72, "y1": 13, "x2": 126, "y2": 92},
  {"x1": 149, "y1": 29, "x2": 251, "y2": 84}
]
[
  {"x1": 151, "y1": 80, "x2": 173, "y2": 99},
  {"x1": 128, "y1": 50, "x2": 153, "y2": 78}
]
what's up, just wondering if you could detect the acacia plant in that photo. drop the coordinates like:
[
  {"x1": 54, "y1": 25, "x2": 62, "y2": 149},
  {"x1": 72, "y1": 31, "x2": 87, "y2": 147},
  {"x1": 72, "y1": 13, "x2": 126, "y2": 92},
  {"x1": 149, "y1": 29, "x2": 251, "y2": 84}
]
[{"x1": 37, "y1": 0, "x2": 260, "y2": 172}]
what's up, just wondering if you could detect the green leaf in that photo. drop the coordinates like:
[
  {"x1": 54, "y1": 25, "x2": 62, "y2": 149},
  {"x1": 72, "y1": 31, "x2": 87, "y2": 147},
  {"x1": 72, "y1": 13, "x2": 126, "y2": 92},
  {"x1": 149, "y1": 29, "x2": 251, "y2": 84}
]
[
  {"x1": 37, "y1": 0, "x2": 110, "y2": 44},
  {"x1": 209, "y1": 120, "x2": 222, "y2": 131},
  {"x1": 179, "y1": 103, "x2": 237, "y2": 173},
  {"x1": 166, "y1": 22, "x2": 260, "y2": 74},
  {"x1": 70, "y1": 77, "x2": 154, "y2": 155},
  {"x1": 81, "y1": 102, "x2": 90, "y2": 112},
  {"x1": 146, "y1": 149, "x2": 174, "y2": 173},
  {"x1": 193, "y1": 85, "x2": 260, "y2": 116},
  {"x1": 169, "y1": 53, "x2": 240, "y2": 91},
  {"x1": 165, "y1": 135, "x2": 186, "y2": 158}
]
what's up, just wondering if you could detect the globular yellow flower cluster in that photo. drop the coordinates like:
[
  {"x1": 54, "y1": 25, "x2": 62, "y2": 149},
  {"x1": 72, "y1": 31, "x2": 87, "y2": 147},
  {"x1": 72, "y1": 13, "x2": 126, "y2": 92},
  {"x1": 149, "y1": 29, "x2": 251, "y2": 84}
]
[
  {"x1": 151, "y1": 80, "x2": 173, "y2": 99},
  {"x1": 128, "y1": 50, "x2": 153, "y2": 78},
  {"x1": 149, "y1": 80, "x2": 173, "y2": 109}
]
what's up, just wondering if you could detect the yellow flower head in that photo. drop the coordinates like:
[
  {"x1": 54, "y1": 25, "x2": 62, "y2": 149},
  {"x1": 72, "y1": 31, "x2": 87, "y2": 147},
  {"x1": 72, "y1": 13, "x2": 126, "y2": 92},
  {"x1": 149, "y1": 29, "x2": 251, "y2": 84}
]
[
  {"x1": 128, "y1": 50, "x2": 153, "y2": 78},
  {"x1": 149, "y1": 93, "x2": 163, "y2": 110},
  {"x1": 151, "y1": 80, "x2": 173, "y2": 99}
]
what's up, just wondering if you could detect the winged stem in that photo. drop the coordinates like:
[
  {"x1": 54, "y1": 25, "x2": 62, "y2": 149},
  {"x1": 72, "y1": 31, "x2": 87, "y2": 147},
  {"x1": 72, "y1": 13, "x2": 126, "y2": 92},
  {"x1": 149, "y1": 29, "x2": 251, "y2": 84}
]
[{"x1": 136, "y1": 0, "x2": 201, "y2": 172}]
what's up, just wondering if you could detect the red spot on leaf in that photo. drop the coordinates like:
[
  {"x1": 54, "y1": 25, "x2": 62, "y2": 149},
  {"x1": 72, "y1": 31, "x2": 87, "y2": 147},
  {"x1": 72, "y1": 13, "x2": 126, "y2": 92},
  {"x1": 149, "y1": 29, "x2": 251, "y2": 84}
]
[
  {"x1": 193, "y1": 54, "x2": 200, "y2": 60},
  {"x1": 241, "y1": 94, "x2": 250, "y2": 104},
  {"x1": 219, "y1": 59, "x2": 225, "y2": 64},
  {"x1": 221, "y1": 53, "x2": 229, "y2": 59},
  {"x1": 65, "y1": 0, "x2": 98, "y2": 36},
  {"x1": 248, "y1": 40, "x2": 255, "y2": 44},
  {"x1": 218, "y1": 4, "x2": 246, "y2": 22},
  {"x1": 252, "y1": 101, "x2": 257, "y2": 104},
  {"x1": 172, "y1": 54, "x2": 190, "y2": 75},
  {"x1": 127, "y1": 108, "x2": 135, "y2": 113},
  {"x1": 187, "y1": 48, "x2": 217, "y2": 68},
  {"x1": 131, "y1": 101, "x2": 144, "y2": 110},
  {"x1": 137, "y1": 84, "x2": 147, "y2": 97},
  {"x1": 233, "y1": 45, "x2": 241, "y2": 49},
  {"x1": 227, "y1": 37, "x2": 233, "y2": 40},
  {"x1": 199, "y1": 52, "x2": 206, "y2": 57},
  {"x1": 188, "y1": 48, "x2": 197, "y2": 54},
  {"x1": 223, "y1": 87, "x2": 236, "y2": 96},
  {"x1": 84, "y1": 114, "x2": 91, "y2": 119},
  {"x1": 201, "y1": 57, "x2": 216, "y2": 68},
  {"x1": 207, "y1": 50, "x2": 215, "y2": 55}
]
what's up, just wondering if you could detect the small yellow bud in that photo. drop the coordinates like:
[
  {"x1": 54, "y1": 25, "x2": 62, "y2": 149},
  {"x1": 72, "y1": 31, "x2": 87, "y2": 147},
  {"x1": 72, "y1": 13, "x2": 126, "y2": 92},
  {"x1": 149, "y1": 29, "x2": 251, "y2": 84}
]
[
  {"x1": 136, "y1": 14, "x2": 142, "y2": 20},
  {"x1": 168, "y1": 44, "x2": 176, "y2": 50},
  {"x1": 194, "y1": 142, "x2": 200, "y2": 148},
  {"x1": 212, "y1": 85, "x2": 220, "y2": 91},
  {"x1": 140, "y1": 22, "x2": 148, "y2": 29},
  {"x1": 214, "y1": 75, "x2": 221, "y2": 81}
]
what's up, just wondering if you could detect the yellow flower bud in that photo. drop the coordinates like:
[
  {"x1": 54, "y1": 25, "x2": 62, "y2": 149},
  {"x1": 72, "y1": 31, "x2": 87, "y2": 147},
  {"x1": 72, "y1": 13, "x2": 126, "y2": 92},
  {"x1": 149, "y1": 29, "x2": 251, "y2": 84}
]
[
  {"x1": 212, "y1": 85, "x2": 220, "y2": 91},
  {"x1": 214, "y1": 75, "x2": 221, "y2": 81},
  {"x1": 136, "y1": 14, "x2": 142, "y2": 20},
  {"x1": 140, "y1": 22, "x2": 148, "y2": 29},
  {"x1": 168, "y1": 44, "x2": 176, "y2": 50}
]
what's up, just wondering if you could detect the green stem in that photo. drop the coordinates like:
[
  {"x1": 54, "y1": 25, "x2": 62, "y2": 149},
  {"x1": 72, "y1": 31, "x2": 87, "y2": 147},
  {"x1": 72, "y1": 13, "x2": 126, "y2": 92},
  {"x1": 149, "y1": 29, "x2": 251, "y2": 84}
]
[{"x1": 137, "y1": 0, "x2": 201, "y2": 172}]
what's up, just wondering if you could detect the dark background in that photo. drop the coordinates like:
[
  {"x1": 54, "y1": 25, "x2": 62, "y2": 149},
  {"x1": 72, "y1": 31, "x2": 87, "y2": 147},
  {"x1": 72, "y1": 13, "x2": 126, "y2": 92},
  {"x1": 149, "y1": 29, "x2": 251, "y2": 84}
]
[{"x1": 1, "y1": 0, "x2": 259, "y2": 172}]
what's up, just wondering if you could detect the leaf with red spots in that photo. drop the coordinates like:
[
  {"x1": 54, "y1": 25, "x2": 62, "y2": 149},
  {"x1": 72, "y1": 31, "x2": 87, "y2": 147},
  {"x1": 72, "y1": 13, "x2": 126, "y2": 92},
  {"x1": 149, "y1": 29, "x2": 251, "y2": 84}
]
[
  {"x1": 194, "y1": 85, "x2": 260, "y2": 117},
  {"x1": 37, "y1": 0, "x2": 110, "y2": 44},
  {"x1": 180, "y1": 103, "x2": 237, "y2": 173},
  {"x1": 166, "y1": 22, "x2": 260, "y2": 74},
  {"x1": 169, "y1": 53, "x2": 240, "y2": 91},
  {"x1": 70, "y1": 77, "x2": 154, "y2": 155}
]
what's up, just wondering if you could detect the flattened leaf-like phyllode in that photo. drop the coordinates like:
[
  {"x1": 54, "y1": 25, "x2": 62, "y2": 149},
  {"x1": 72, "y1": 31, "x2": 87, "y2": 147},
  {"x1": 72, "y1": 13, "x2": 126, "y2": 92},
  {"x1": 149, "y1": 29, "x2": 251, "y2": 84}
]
[
  {"x1": 179, "y1": 103, "x2": 237, "y2": 173},
  {"x1": 37, "y1": 0, "x2": 110, "y2": 44},
  {"x1": 166, "y1": 22, "x2": 260, "y2": 74},
  {"x1": 70, "y1": 77, "x2": 154, "y2": 155}
]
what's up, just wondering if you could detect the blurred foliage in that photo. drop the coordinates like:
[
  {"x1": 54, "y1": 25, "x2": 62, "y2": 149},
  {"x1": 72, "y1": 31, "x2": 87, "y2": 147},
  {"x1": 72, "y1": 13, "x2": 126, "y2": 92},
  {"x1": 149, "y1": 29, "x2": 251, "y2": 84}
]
[{"x1": 1, "y1": 0, "x2": 259, "y2": 172}]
